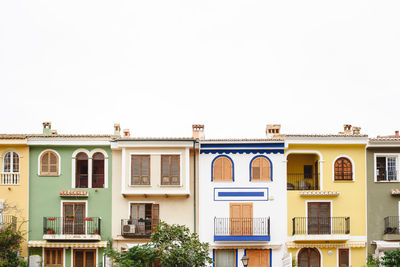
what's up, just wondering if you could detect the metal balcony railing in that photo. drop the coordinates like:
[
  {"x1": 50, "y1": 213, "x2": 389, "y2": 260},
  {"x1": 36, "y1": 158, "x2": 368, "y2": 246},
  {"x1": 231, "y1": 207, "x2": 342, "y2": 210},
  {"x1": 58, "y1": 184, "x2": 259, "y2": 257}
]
[
  {"x1": 292, "y1": 217, "x2": 350, "y2": 235},
  {"x1": 0, "y1": 172, "x2": 20, "y2": 185},
  {"x1": 384, "y1": 216, "x2": 400, "y2": 234},
  {"x1": 214, "y1": 217, "x2": 270, "y2": 236},
  {"x1": 287, "y1": 173, "x2": 320, "y2": 190},
  {"x1": 121, "y1": 219, "x2": 160, "y2": 237},
  {"x1": 43, "y1": 217, "x2": 101, "y2": 235},
  {"x1": 0, "y1": 215, "x2": 17, "y2": 230}
]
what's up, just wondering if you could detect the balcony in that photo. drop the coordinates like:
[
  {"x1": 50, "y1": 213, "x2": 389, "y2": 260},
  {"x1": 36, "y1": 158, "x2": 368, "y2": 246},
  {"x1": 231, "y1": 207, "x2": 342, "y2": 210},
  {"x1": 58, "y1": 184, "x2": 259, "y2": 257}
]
[
  {"x1": 292, "y1": 217, "x2": 350, "y2": 241},
  {"x1": 43, "y1": 217, "x2": 101, "y2": 240},
  {"x1": 121, "y1": 219, "x2": 160, "y2": 238},
  {"x1": 214, "y1": 217, "x2": 270, "y2": 242},
  {"x1": 0, "y1": 215, "x2": 17, "y2": 230},
  {"x1": 287, "y1": 173, "x2": 320, "y2": 190},
  {"x1": 384, "y1": 216, "x2": 400, "y2": 241},
  {"x1": 0, "y1": 172, "x2": 20, "y2": 185}
]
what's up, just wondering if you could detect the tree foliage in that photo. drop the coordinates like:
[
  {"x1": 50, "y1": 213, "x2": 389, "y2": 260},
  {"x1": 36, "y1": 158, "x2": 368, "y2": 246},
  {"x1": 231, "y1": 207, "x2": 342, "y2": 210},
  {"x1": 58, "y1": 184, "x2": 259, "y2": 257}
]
[
  {"x1": 380, "y1": 249, "x2": 400, "y2": 267},
  {"x1": 0, "y1": 225, "x2": 27, "y2": 267},
  {"x1": 106, "y1": 222, "x2": 212, "y2": 267}
]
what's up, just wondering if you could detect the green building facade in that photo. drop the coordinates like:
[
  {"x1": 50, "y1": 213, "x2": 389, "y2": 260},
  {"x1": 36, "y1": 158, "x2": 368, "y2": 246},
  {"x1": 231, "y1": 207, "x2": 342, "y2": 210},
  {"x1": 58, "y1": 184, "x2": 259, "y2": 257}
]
[{"x1": 27, "y1": 130, "x2": 113, "y2": 267}]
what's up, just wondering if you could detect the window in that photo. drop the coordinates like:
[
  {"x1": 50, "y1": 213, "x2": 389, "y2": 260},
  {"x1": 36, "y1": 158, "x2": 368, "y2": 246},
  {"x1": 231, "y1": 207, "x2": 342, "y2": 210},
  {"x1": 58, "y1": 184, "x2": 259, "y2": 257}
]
[
  {"x1": 40, "y1": 150, "x2": 59, "y2": 176},
  {"x1": 131, "y1": 155, "x2": 150, "y2": 185},
  {"x1": 339, "y1": 248, "x2": 349, "y2": 267},
  {"x1": 76, "y1": 152, "x2": 89, "y2": 188},
  {"x1": 63, "y1": 202, "x2": 86, "y2": 234},
  {"x1": 334, "y1": 157, "x2": 353, "y2": 181},
  {"x1": 74, "y1": 250, "x2": 96, "y2": 267},
  {"x1": 307, "y1": 202, "x2": 331, "y2": 234},
  {"x1": 377, "y1": 156, "x2": 398, "y2": 181},
  {"x1": 251, "y1": 156, "x2": 271, "y2": 181},
  {"x1": 44, "y1": 248, "x2": 63, "y2": 266},
  {"x1": 92, "y1": 152, "x2": 105, "y2": 188},
  {"x1": 161, "y1": 155, "x2": 180, "y2": 185},
  {"x1": 3, "y1": 152, "x2": 19, "y2": 173},
  {"x1": 215, "y1": 250, "x2": 236, "y2": 267},
  {"x1": 298, "y1": 248, "x2": 320, "y2": 267},
  {"x1": 130, "y1": 203, "x2": 160, "y2": 235},
  {"x1": 304, "y1": 165, "x2": 313, "y2": 179},
  {"x1": 213, "y1": 156, "x2": 233, "y2": 181}
]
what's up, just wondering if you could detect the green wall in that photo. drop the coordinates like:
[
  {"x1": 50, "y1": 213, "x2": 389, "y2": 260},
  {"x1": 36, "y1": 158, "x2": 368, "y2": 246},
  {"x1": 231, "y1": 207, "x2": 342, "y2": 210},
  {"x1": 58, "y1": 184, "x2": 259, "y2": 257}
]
[
  {"x1": 367, "y1": 147, "x2": 400, "y2": 254},
  {"x1": 28, "y1": 145, "x2": 112, "y2": 242}
]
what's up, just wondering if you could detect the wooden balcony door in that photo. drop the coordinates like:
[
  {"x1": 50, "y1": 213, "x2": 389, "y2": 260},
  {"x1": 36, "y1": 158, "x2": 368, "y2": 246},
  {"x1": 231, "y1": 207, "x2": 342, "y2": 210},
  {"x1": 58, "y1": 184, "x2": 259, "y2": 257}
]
[
  {"x1": 63, "y1": 202, "x2": 86, "y2": 234},
  {"x1": 230, "y1": 203, "x2": 253, "y2": 235},
  {"x1": 74, "y1": 249, "x2": 96, "y2": 267},
  {"x1": 307, "y1": 202, "x2": 330, "y2": 234},
  {"x1": 247, "y1": 249, "x2": 270, "y2": 267}
]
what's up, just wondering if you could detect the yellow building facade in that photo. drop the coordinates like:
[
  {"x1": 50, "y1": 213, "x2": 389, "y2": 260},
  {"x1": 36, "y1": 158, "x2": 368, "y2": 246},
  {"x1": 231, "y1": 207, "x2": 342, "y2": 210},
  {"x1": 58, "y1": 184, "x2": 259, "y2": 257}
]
[
  {"x1": 0, "y1": 135, "x2": 29, "y2": 257},
  {"x1": 285, "y1": 134, "x2": 367, "y2": 267}
]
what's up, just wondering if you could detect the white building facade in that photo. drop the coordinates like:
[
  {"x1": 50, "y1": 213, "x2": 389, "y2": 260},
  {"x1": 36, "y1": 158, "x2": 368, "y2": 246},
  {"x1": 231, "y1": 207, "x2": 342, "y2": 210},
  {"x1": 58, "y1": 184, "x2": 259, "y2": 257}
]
[{"x1": 198, "y1": 140, "x2": 287, "y2": 267}]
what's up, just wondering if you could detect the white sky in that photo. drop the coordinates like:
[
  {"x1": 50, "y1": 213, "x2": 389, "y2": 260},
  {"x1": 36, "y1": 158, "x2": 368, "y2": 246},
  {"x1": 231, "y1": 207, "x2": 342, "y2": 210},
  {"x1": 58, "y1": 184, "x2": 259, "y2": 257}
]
[{"x1": 1, "y1": 0, "x2": 400, "y2": 138}]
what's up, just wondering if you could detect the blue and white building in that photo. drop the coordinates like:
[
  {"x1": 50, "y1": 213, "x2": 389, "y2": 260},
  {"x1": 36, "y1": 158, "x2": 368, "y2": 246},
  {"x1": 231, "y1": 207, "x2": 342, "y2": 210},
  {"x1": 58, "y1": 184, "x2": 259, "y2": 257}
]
[{"x1": 198, "y1": 127, "x2": 287, "y2": 267}]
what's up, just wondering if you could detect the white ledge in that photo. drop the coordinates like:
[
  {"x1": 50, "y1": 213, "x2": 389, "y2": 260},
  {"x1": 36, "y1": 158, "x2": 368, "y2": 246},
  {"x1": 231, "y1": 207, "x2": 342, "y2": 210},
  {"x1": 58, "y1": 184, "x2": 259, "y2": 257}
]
[{"x1": 299, "y1": 191, "x2": 340, "y2": 197}]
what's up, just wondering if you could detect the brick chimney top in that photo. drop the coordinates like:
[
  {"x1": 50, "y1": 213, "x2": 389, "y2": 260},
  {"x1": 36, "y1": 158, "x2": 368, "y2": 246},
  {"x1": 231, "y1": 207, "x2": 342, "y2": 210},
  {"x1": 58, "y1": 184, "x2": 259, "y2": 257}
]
[
  {"x1": 192, "y1": 124, "x2": 205, "y2": 140},
  {"x1": 396, "y1": 131, "x2": 399, "y2": 138},
  {"x1": 352, "y1": 126, "x2": 361, "y2": 135},
  {"x1": 123, "y1": 129, "x2": 130, "y2": 137},
  {"x1": 343, "y1": 124, "x2": 352, "y2": 135},
  {"x1": 266, "y1": 124, "x2": 281, "y2": 138},
  {"x1": 114, "y1": 123, "x2": 121, "y2": 136}
]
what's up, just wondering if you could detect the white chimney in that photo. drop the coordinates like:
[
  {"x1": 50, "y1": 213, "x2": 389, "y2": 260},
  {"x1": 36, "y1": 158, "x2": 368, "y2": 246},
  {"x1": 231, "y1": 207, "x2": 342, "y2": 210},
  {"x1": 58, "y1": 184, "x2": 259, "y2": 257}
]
[
  {"x1": 266, "y1": 124, "x2": 281, "y2": 138},
  {"x1": 192, "y1": 124, "x2": 205, "y2": 140}
]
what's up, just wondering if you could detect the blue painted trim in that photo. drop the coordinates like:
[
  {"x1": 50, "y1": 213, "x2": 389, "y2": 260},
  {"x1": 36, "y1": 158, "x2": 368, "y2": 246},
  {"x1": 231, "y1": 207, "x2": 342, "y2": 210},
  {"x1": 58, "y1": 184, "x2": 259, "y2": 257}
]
[
  {"x1": 249, "y1": 155, "x2": 273, "y2": 182},
  {"x1": 270, "y1": 248, "x2": 272, "y2": 267},
  {"x1": 213, "y1": 249, "x2": 215, "y2": 267},
  {"x1": 214, "y1": 235, "x2": 271, "y2": 242},
  {"x1": 236, "y1": 249, "x2": 238, "y2": 267},
  {"x1": 218, "y1": 192, "x2": 264, "y2": 197},
  {"x1": 214, "y1": 187, "x2": 269, "y2": 201},
  {"x1": 211, "y1": 155, "x2": 234, "y2": 182},
  {"x1": 201, "y1": 149, "x2": 284, "y2": 155},
  {"x1": 201, "y1": 143, "x2": 284, "y2": 148}
]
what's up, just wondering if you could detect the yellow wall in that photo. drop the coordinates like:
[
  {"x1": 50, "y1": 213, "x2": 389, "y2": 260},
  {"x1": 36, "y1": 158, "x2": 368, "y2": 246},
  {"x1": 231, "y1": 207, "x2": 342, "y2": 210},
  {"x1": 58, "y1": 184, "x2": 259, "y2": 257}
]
[
  {"x1": 0, "y1": 143, "x2": 29, "y2": 257},
  {"x1": 286, "y1": 143, "x2": 367, "y2": 266}
]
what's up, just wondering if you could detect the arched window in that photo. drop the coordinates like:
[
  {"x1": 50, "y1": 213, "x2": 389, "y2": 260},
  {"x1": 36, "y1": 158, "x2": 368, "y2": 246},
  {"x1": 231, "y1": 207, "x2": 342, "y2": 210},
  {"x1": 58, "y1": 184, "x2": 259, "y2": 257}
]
[
  {"x1": 76, "y1": 152, "x2": 89, "y2": 188},
  {"x1": 334, "y1": 157, "x2": 353, "y2": 181},
  {"x1": 250, "y1": 156, "x2": 272, "y2": 181},
  {"x1": 298, "y1": 248, "x2": 320, "y2": 267},
  {"x1": 3, "y1": 152, "x2": 19, "y2": 173},
  {"x1": 212, "y1": 156, "x2": 233, "y2": 181},
  {"x1": 40, "y1": 151, "x2": 59, "y2": 176},
  {"x1": 92, "y1": 152, "x2": 105, "y2": 188}
]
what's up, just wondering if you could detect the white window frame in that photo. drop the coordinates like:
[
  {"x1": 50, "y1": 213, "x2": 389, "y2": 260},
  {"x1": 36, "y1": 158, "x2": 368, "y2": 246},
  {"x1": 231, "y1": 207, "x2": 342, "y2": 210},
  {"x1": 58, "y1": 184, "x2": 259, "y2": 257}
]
[
  {"x1": 72, "y1": 149, "x2": 108, "y2": 188},
  {"x1": 38, "y1": 149, "x2": 61, "y2": 176},
  {"x1": 2, "y1": 151, "x2": 20, "y2": 173},
  {"x1": 374, "y1": 153, "x2": 400, "y2": 182}
]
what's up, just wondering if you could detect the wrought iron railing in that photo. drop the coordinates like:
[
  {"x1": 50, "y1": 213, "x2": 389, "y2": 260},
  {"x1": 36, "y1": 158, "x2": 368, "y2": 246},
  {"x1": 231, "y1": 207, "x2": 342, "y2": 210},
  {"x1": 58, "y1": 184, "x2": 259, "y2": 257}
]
[
  {"x1": 292, "y1": 217, "x2": 350, "y2": 235},
  {"x1": 0, "y1": 172, "x2": 20, "y2": 185},
  {"x1": 384, "y1": 216, "x2": 400, "y2": 234},
  {"x1": 214, "y1": 217, "x2": 270, "y2": 236},
  {"x1": 287, "y1": 173, "x2": 319, "y2": 190},
  {"x1": 43, "y1": 217, "x2": 101, "y2": 235},
  {"x1": 0, "y1": 215, "x2": 17, "y2": 230},
  {"x1": 121, "y1": 219, "x2": 160, "y2": 237}
]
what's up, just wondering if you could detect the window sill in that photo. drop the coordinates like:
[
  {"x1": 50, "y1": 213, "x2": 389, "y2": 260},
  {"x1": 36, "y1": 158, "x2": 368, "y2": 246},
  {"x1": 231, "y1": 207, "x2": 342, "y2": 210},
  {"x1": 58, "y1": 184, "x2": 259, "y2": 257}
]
[
  {"x1": 375, "y1": 181, "x2": 400, "y2": 183},
  {"x1": 159, "y1": 184, "x2": 182, "y2": 187},
  {"x1": 212, "y1": 181, "x2": 234, "y2": 183},
  {"x1": 129, "y1": 184, "x2": 152, "y2": 187},
  {"x1": 38, "y1": 174, "x2": 61, "y2": 177},
  {"x1": 0, "y1": 184, "x2": 20, "y2": 186},
  {"x1": 333, "y1": 180, "x2": 355, "y2": 182},
  {"x1": 250, "y1": 180, "x2": 272, "y2": 183}
]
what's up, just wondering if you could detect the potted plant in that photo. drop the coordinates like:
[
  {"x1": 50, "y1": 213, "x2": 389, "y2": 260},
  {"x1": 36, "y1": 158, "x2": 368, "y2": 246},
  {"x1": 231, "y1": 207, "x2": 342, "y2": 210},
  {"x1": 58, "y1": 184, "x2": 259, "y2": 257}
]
[
  {"x1": 85, "y1": 217, "x2": 93, "y2": 221},
  {"x1": 92, "y1": 229, "x2": 99, "y2": 235},
  {"x1": 138, "y1": 218, "x2": 145, "y2": 223},
  {"x1": 65, "y1": 215, "x2": 75, "y2": 221},
  {"x1": 46, "y1": 228, "x2": 54, "y2": 234},
  {"x1": 48, "y1": 217, "x2": 56, "y2": 221}
]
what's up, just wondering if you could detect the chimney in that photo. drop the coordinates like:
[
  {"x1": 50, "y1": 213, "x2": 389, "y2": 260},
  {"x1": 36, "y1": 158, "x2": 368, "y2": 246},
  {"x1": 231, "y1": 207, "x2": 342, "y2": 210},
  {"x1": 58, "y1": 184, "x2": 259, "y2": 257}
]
[
  {"x1": 266, "y1": 124, "x2": 281, "y2": 138},
  {"x1": 192, "y1": 124, "x2": 205, "y2": 140},
  {"x1": 51, "y1": 130, "x2": 58, "y2": 135},
  {"x1": 43, "y1": 122, "x2": 52, "y2": 135},
  {"x1": 343, "y1": 124, "x2": 352, "y2": 135},
  {"x1": 114, "y1": 123, "x2": 121, "y2": 136},
  {"x1": 123, "y1": 129, "x2": 130, "y2": 137},
  {"x1": 352, "y1": 126, "x2": 361, "y2": 135},
  {"x1": 396, "y1": 131, "x2": 399, "y2": 138}
]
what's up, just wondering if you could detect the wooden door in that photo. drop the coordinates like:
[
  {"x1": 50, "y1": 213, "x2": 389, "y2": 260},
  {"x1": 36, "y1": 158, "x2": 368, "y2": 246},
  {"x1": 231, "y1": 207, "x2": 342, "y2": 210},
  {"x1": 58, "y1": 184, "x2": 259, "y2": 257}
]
[
  {"x1": 247, "y1": 249, "x2": 270, "y2": 267},
  {"x1": 74, "y1": 250, "x2": 96, "y2": 267},
  {"x1": 339, "y1": 249, "x2": 349, "y2": 267},
  {"x1": 229, "y1": 203, "x2": 253, "y2": 235},
  {"x1": 307, "y1": 202, "x2": 330, "y2": 234},
  {"x1": 298, "y1": 248, "x2": 320, "y2": 267},
  {"x1": 63, "y1": 202, "x2": 86, "y2": 234}
]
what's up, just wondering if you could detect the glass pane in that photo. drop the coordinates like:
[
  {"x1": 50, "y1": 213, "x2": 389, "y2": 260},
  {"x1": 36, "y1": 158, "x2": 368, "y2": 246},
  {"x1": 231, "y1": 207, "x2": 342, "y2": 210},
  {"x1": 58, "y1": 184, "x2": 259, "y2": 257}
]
[
  {"x1": 92, "y1": 152, "x2": 104, "y2": 160},
  {"x1": 377, "y1": 157, "x2": 387, "y2": 181},
  {"x1": 75, "y1": 251, "x2": 84, "y2": 267},
  {"x1": 76, "y1": 152, "x2": 88, "y2": 160},
  {"x1": 12, "y1": 152, "x2": 19, "y2": 172},
  {"x1": 3, "y1": 152, "x2": 11, "y2": 172},
  {"x1": 85, "y1": 251, "x2": 95, "y2": 267},
  {"x1": 92, "y1": 156, "x2": 104, "y2": 188},
  {"x1": 215, "y1": 250, "x2": 235, "y2": 267},
  {"x1": 388, "y1": 157, "x2": 397, "y2": 181},
  {"x1": 57, "y1": 249, "x2": 62, "y2": 264}
]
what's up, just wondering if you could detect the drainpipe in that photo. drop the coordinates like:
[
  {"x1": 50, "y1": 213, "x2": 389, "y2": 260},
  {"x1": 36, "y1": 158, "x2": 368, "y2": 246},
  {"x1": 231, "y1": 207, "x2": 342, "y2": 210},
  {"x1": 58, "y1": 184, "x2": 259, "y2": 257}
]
[{"x1": 193, "y1": 139, "x2": 198, "y2": 233}]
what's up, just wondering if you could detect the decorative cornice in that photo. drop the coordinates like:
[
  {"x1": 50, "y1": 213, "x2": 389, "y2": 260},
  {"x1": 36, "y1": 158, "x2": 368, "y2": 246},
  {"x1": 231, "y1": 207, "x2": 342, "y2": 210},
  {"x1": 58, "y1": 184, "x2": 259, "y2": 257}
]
[
  {"x1": 59, "y1": 190, "x2": 88, "y2": 197},
  {"x1": 299, "y1": 191, "x2": 340, "y2": 197}
]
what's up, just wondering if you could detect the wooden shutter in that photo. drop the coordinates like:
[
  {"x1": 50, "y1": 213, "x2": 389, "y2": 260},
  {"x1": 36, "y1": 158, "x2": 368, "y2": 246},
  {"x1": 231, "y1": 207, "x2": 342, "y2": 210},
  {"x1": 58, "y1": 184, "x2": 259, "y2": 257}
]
[
  {"x1": 131, "y1": 155, "x2": 150, "y2": 185},
  {"x1": 41, "y1": 152, "x2": 49, "y2": 174},
  {"x1": 213, "y1": 157, "x2": 233, "y2": 181},
  {"x1": 252, "y1": 158, "x2": 261, "y2": 180},
  {"x1": 308, "y1": 202, "x2": 330, "y2": 234},
  {"x1": 252, "y1": 157, "x2": 271, "y2": 181},
  {"x1": 161, "y1": 155, "x2": 180, "y2": 185},
  {"x1": 247, "y1": 250, "x2": 270, "y2": 267},
  {"x1": 229, "y1": 203, "x2": 253, "y2": 235},
  {"x1": 41, "y1": 151, "x2": 58, "y2": 176},
  {"x1": 339, "y1": 249, "x2": 349, "y2": 267},
  {"x1": 335, "y1": 157, "x2": 352, "y2": 180},
  {"x1": 152, "y1": 204, "x2": 160, "y2": 231},
  {"x1": 171, "y1": 155, "x2": 180, "y2": 185}
]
